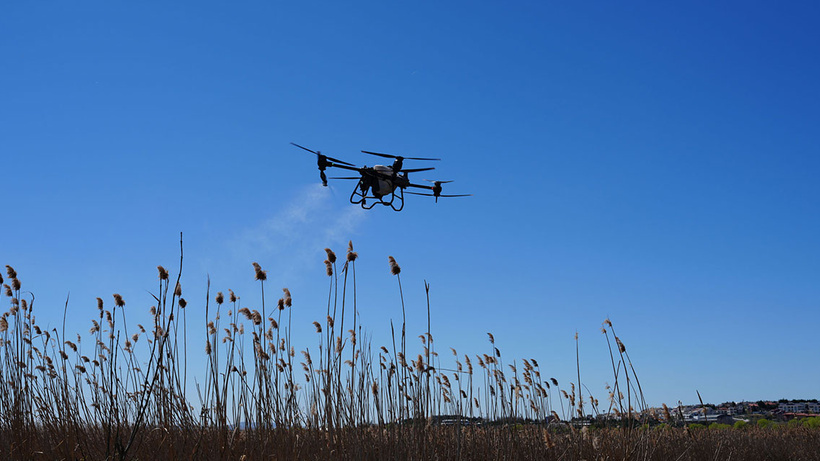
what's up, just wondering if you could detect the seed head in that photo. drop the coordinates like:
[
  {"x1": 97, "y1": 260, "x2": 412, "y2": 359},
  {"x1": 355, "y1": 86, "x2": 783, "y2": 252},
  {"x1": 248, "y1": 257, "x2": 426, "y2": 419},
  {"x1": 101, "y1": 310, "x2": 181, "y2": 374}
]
[
  {"x1": 216, "y1": 292, "x2": 224, "y2": 305},
  {"x1": 157, "y1": 266, "x2": 169, "y2": 280},
  {"x1": 388, "y1": 256, "x2": 401, "y2": 275},
  {"x1": 11, "y1": 278, "x2": 20, "y2": 291},
  {"x1": 5, "y1": 265, "x2": 17, "y2": 279},
  {"x1": 277, "y1": 298, "x2": 285, "y2": 311},
  {"x1": 3, "y1": 285, "x2": 11, "y2": 297},
  {"x1": 312, "y1": 321, "x2": 322, "y2": 333},
  {"x1": 252, "y1": 262, "x2": 267, "y2": 281},
  {"x1": 174, "y1": 282, "x2": 182, "y2": 297},
  {"x1": 346, "y1": 241, "x2": 358, "y2": 262},
  {"x1": 96, "y1": 297, "x2": 103, "y2": 310},
  {"x1": 178, "y1": 298, "x2": 187, "y2": 308},
  {"x1": 113, "y1": 294, "x2": 125, "y2": 308},
  {"x1": 324, "y1": 260, "x2": 333, "y2": 276},
  {"x1": 324, "y1": 248, "x2": 337, "y2": 264},
  {"x1": 229, "y1": 289, "x2": 237, "y2": 303},
  {"x1": 615, "y1": 336, "x2": 626, "y2": 353}
]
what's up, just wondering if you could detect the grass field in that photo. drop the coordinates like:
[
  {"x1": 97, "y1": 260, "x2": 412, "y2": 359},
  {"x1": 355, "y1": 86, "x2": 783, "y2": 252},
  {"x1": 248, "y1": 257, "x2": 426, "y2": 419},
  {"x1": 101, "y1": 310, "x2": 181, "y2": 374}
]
[{"x1": 2, "y1": 243, "x2": 818, "y2": 460}]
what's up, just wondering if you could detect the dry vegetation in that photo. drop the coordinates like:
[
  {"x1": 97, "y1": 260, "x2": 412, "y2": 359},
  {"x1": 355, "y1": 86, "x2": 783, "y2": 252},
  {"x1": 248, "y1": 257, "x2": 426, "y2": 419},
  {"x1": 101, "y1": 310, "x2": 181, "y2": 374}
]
[{"x1": 1, "y1": 240, "x2": 818, "y2": 460}]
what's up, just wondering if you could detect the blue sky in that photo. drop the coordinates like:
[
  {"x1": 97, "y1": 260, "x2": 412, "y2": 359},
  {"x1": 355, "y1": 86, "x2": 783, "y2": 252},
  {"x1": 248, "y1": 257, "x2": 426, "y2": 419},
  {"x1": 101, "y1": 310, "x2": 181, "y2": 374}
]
[{"x1": 2, "y1": 1, "x2": 818, "y2": 408}]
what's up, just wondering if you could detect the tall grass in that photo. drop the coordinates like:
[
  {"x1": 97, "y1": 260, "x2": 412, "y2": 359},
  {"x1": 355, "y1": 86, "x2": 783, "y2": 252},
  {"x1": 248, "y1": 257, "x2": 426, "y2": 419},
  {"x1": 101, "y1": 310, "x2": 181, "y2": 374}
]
[{"x1": 1, "y1": 245, "x2": 818, "y2": 460}]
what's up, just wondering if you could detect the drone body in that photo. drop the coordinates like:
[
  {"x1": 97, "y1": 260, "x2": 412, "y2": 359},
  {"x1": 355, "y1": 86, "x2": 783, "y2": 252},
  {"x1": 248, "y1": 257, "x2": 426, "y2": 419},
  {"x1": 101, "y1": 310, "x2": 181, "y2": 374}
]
[{"x1": 291, "y1": 143, "x2": 470, "y2": 211}]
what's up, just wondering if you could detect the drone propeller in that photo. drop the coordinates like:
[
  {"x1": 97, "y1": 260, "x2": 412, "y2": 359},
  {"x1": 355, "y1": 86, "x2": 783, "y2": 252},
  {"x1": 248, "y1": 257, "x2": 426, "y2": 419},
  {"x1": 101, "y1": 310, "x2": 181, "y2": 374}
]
[
  {"x1": 290, "y1": 142, "x2": 355, "y2": 166},
  {"x1": 411, "y1": 179, "x2": 469, "y2": 202},
  {"x1": 401, "y1": 167, "x2": 436, "y2": 173},
  {"x1": 328, "y1": 176, "x2": 361, "y2": 180},
  {"x1": 362, "y1": 150, "x2": 440, "y2": 174},
  {"x1": 405, "y1": 191, "x2": 472, "y2": 198},
  {"x1": 361, "y1": 150, "x2": 440, "y2": 161}
]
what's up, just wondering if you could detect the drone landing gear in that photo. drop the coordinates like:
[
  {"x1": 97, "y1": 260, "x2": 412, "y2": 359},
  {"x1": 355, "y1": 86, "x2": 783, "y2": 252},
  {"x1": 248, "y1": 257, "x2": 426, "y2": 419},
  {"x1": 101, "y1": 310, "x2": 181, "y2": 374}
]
[{"x1": 349, "y1": 183, "x2": 405, "y2": 211}]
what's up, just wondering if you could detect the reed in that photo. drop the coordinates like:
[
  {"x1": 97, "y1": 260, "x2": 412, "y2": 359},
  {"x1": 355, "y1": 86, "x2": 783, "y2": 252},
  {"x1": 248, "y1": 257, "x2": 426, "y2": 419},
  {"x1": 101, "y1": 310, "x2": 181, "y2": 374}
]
[{"x1": 0, "y1": 245, "x2": 817, "y2": 460}]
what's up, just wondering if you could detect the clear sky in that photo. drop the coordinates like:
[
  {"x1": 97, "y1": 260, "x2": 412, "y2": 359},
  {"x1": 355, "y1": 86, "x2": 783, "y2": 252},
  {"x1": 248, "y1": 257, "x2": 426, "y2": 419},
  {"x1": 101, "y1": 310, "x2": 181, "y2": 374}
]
[{"x1": 2, "y1": 1, "x2": 818, "y2": 408}]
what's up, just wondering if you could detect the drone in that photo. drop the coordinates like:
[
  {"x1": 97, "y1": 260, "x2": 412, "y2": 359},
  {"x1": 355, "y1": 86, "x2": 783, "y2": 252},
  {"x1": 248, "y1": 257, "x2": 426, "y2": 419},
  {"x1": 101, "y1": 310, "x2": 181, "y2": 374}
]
[{"x1": 291, "y1": 142, "x2": 470, "y2": 211}]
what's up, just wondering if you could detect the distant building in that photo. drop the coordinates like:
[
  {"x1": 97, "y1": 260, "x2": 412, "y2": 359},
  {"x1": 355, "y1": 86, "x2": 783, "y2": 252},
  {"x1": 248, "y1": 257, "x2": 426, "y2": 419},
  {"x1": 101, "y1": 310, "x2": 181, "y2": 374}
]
[
  {"x1": 779, "y1": 402, "x2": 807, "y2": 413},
  {"x1": 775, "y1": 401, "x2": 820, "y2": 415}
]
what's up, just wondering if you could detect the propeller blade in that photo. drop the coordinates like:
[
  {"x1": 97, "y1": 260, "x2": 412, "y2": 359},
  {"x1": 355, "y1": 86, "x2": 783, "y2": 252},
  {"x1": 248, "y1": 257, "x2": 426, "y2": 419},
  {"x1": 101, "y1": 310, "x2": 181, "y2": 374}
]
[
  {"x1": 362, "y1": 150, "x2": 440, "y2": 161},
  {"x1": 405, "y1": 191, "x2": 472, "y2": 198},
  {"x1": 291, "y1": 142, "x2": 356, "y2": 166},
  {"x1": 325, "y1": 156, "x2": 356, "y2": 166},
  {"x1": 401, "y1": 167, "x2": 436, "y2": 173},
  {"x1": 403, "y1": 156, "x2": 441, "y2": 161},
  {"x1": 291, "y1": 142, "x2": 318, "y2": 154},
  {"x1": 328, "y1": 176, "x2": 361, "y2": 180},
  {"x1": 361, "y1": 150, "x2": 395, "y2": 159},
  {"x1": 424, "y1": 179, "x2": 454, "y2": 184}
]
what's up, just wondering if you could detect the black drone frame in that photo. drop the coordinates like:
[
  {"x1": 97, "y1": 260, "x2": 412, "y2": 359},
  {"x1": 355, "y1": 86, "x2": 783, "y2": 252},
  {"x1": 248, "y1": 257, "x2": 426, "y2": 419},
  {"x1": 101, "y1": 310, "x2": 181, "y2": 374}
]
[{"x1": 291, "y1": 143, "x2": 470, "y2": 211}]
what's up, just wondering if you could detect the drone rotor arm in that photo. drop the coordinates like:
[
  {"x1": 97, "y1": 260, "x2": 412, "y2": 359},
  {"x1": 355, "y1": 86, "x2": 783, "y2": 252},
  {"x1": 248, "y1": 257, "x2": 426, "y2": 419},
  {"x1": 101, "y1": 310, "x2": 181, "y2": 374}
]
[
  {"x1": 406, "y1": 182, "x2": 434, "y2": 190},
  {"x1": 405, "y1": 191, "x2": 471, "y2": 198},
  {"x1": 404, "y1": 191, "x2": 435, "y2": 196}
]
